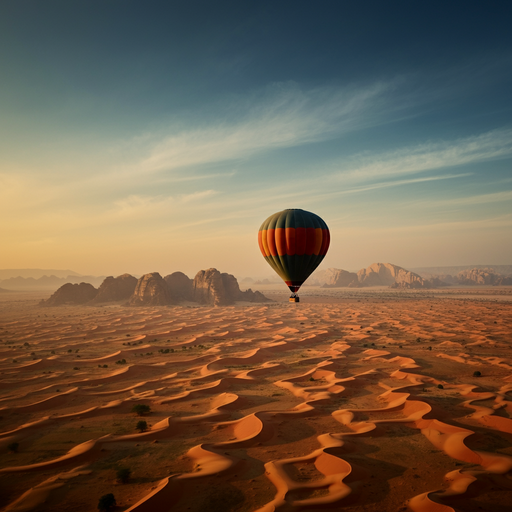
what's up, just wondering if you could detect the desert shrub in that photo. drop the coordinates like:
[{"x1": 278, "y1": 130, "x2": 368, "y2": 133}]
[
  {"x1": 97, "y1": 493, "x2": 116, "y2": 511},
  {"x1": 116, "y1": 467, "x2": 131, "y2": 483},
  {"x1": 116, "y1": 359, "x2": 127, "y2": 364},
  {"x1": 132, "y1": 404, "x2": 151, "y2": 416},
  {"x1": 136, "y1": 420, "x2": 148, "y2": 432},
  {"x1": 473, "y1": 371, "x2": 482, "y2": 377},
  {"x1": 73, "y1": 367, "x2": 80, "y2": 370},
  {"x1": 8, "y1": 442, "x2": 19, "y2": 453},
  {"x1": 437, "y1": 384, "x2": 444, "y2": 389}
]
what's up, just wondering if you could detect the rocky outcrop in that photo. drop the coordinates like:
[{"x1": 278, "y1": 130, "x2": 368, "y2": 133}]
[
  {"x1": 322, "y1": 268, "x2": 360, "y2": 288},
  {"x1": 41, "y1": 269, "x2": 269, "y2": 306},
  {"x1": 164, "y1": 272, "x2": 194, "y2": 302},
  {"x1": 193, "y1": 268, "x2": 270, "y2": 306},
  {"x1": 42, "y1": 282, "x2": 98, "y2": 306},
  {"x1": 455, "y1": 268, "x2": 512, "y2": 286},
  {"x1": 193, "y1": 268, "x2": 230, "y2": 306},
  {"x1": 89, "y1": 274, "x2": 137, "y2": 303},
  {"x1": 316, "y1": 263, "x2": 429, "y2": 288},
  {"x1": 494, "y1": 276, "x2": 512, "y2": 285},
  {"x1": 358, "y1": 263, "x2": 427, "y2": 288},
  {"x1": 129, "y1": 272, "x2": 171, "y2": 306}
]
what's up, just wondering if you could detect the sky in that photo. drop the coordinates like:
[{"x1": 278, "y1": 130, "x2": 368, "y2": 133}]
[{"x1": 1, "y1": 1, "x2": 511, "y2": 279}]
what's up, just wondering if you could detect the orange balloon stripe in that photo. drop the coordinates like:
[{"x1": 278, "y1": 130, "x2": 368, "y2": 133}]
[
  {"x1": 285, "y1": 227, "x2": 295, "y2": 255},
  {"x1": 259, "y1": 227, "x2": 329, "y2": 257},
  {"x1": 275, "y1": 228, "x2": 287, "y2": 256},
  {"x1": 266, "y1": 228, "x2": 277, "y2": 256}
]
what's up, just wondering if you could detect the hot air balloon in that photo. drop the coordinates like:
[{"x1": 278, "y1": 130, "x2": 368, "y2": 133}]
[{"x1": 258, "y1": 209, "x2": 330, "y2": 302}]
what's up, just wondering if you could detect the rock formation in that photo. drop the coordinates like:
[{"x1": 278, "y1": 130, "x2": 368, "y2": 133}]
[
  {"x1": 89, "y1": 273, "x2": 138, "y2": 303},
  {"x1": 41, "y1": 269, "x2": 270, "y2": 306},
  {"x1": 317, "y1": 263, "x2": 429, "y2": 288},
  {"x1": 193, "y1": 268, "x2": 270, "y2": 306},
  {"x1": 42, "y1": 282, "x2": 98, "y2": 306},
  {"x1": 322, "y1": 268, "x2": 360, "y2": 288},
  {"x1": 493, "y1": 275, "x2": 512, "y2": 285},
  {"x1": 358, "y1": 263, "x2": 427, "y2": 288},
  {"x1": 129, "y1": 272, "x2": 172, "y2": 306},
  {"x1": 457, "y1": 268, "x2": 502, "y2": 285},
  {"x1": 164, "y1": 272, "x2": 194, "y2": 302}
]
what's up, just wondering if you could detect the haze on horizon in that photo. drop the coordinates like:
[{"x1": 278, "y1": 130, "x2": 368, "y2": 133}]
[{"x1": 1, "y1": 1, "x2": 511, "y2": 279}]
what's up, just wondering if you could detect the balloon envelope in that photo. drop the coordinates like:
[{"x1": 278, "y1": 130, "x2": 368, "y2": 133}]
[{"x1": 258, "y1": 209, "x2": 330, "y2": 293}]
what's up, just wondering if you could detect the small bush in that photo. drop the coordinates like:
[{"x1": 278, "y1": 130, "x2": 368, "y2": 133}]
[
  {"x1": 132, "y1": 404, "x2": 151, "y2": 416},
  {"x1": 98, "y1": 493, "x2": 116, "y2": 511},
  {"x1": 73, "y1": 367, "x2": 80, "y2": 370},
  {"x1": 8, "y1": 442, "x2": 19, "y2": 453},
  {"x1": 437, "y1": 384, "x2": 444, "y2": 389},
  {"x1": 116, "y1": 467, "x2": 131, "y2": 483},
  {"x1": 136, "y1": 420, "x2": 148, "y2": 432},
  {"x1": 473, "y1": 371, "x2": 482, "y2": 377}
]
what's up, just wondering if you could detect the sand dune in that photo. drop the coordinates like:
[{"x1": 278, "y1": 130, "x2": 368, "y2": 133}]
[{"x1": 0, "y1": 288, "x2": 511, "y2": 511}]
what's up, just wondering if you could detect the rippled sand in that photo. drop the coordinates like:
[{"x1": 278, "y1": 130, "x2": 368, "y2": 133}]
[{"x1": 0, "y1": 288, "x2": 511, "y2": 512}]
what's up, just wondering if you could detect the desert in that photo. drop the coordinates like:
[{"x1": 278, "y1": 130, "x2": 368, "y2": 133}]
[{"x1": 1, "y1": 285, "x2": 511, "y2": 512}]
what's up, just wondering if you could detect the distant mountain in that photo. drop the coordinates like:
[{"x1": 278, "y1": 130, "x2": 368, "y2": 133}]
[
  {"x1": 0, "y1": 269, "x2": 81, "y2": 279},
  {"x1": 411, "y1": 265, "x2": 512, "y2": 277},
  {"x1": 312, "y1": 263, "x2": 430, "y2": 288},
  {"x1": 313, "y1": 264, "x2": 512, "y2": 288},
  {"x1": 0, "y1": 287, "x2": 14, "y2": 293},
  {"x1": 0, "y1": 274, "x2": 105, "y2": 291}
]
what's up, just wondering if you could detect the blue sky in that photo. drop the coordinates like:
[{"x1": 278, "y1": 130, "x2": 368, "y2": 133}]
[{"x1": 1, "y1": 1, "x2": 511, "y2": 277}]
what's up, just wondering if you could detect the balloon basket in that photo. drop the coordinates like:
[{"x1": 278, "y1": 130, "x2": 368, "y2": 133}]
[{"x1": 289, "y1": 296, "x2": 300, "y2": 303}]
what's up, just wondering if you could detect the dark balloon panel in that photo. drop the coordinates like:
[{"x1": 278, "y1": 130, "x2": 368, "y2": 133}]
[{"x1": 258, "y1": 209, "x2": 330, "y2": 293}]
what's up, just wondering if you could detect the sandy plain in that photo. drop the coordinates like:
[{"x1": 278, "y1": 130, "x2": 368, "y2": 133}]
[{"x1": 0, "y1": 287, "x2": 511, "y2": 512}]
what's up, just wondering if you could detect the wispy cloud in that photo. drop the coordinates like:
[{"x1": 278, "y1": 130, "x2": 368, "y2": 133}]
[
  {"x1": 111, "y1": 190, "x2": 218, "y2": 218},
  {"x1": 338, "y1": 128, "x2": 512, "y2": 180},
  {"x1": 140, "y1": 82, "x2": 395, "y2": 172}
]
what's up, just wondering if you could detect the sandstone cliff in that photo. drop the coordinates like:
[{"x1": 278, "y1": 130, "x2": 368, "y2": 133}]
[
  {"x1": 164, "y1": 272, "x2": 194, "y2": 302},
  {"x1": 41, "y1": 269, "x2": 270, "y2": 306},
  {"x1": 318, "y1": 263, "x2": 429, "y2": 288},
  {"x1": 129, "y1": 272, "x2": 172, "y2": 306},
  {"x1": 456, "y1": 268, "x2": 512, "y2": 286},
  {"x1": 358, "y1": 263, "x2": 427, "y2": 289},
  {"x1": 89, "y1": 273, "x2": 137, "y2": 303},
  {"x1": 42, "y1": 282, "x2": 98, "y2": 306},
  {"x1": 193, "y1": 268, "x2": 270, "y2": 306},
  {"x1": 322, "y1": 268, "x2": 360, "y2": 288}
]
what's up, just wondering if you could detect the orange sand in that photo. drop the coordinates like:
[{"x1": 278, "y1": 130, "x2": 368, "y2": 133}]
[{"x1": 0, "y1": 288, "x2": 511, "y2": 511}]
